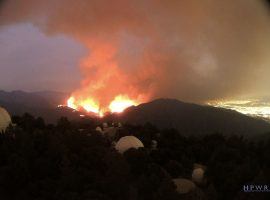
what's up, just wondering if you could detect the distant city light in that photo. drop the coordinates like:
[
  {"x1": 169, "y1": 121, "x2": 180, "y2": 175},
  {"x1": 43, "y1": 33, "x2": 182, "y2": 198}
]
[{"x1": 208, "y1": 100, "x2": 270, "y2": 122}]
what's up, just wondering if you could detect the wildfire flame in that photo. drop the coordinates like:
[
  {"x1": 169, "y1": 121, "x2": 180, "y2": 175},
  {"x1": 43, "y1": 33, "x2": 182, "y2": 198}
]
[
  {"x1": 67, "y1": 96, "x2": 77, "y2": 110},
  {"x1": 109, "y1": 95, "x2": 138, "y2": 113},
  {"x1": 80, "y1": 98, "x2": 100, "y2": 114},
  {"x1": 66, "y1": 95, "x2": 138, "y2": 117},
  {"x1": 63, "y1": 39, "x2": 148, "y2": 117}
]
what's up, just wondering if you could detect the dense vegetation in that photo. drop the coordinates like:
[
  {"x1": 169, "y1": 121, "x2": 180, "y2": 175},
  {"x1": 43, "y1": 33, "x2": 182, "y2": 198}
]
[{"x1": 0, "y1": 114, "x2": 269, "y2": 200}]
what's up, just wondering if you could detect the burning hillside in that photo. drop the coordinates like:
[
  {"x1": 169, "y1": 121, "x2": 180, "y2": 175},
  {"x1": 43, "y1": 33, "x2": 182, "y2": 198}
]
[
  {"x1": 66, "y1": 94, "x2": 139, "y2": 117},
  {"x1": 2, "y1": 0, "x2": 269, "y2": 113}
]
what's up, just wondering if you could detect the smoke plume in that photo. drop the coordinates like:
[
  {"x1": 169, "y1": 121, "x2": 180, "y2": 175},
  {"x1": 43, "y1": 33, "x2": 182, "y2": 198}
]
[{"x1": 1, "y1": 0, "x2": 270, "y2": 106}]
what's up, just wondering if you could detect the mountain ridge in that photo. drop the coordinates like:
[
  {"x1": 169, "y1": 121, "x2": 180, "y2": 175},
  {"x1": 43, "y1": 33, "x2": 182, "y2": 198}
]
[
  {"x1": 1, "y1": 90, "x2": 270, "y2": 136},
  {"x1": 111, "y1": 98, "x2": 270, "y2": 136}
]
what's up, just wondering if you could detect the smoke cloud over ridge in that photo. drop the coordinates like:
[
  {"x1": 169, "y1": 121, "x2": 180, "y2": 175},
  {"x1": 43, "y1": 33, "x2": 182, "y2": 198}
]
[{"x1": 1, "y1": 0, "x2": 270, "y2": 106}]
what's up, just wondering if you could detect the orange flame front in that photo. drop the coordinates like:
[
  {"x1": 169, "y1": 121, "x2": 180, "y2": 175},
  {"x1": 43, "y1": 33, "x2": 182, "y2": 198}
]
[
  {"x1": 67, "y1": 97, "x2": 78, "y2": 110},
  {"x1": 109, "y1": 95, "x2": 138, "y2": 113},
  {"x1": 66, "y1": 95, "x2": 138, "y2": 117},
  {"x1": 64, "y1": 42, "x2": 151, "y2": 117}
]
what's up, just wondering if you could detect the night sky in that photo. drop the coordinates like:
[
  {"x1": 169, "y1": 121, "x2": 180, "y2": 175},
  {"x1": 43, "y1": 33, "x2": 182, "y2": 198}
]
[
  {"x1": 0, "y1": 0, "x2": 270, "y2": 103},
  {"x1": 0, "y1": 23, "x2": 86, "y2": 92}
]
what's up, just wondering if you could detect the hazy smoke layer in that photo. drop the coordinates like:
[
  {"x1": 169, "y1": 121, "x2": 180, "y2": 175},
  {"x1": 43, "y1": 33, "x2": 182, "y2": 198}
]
[{"x1": 1, "y1": 0, "x2": 270, "y2": 104}]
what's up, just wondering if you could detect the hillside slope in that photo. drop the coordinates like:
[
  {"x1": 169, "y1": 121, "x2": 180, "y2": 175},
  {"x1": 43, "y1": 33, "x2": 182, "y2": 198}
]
[
  {"x1": 0, "y1": 90, "x2": 78, "y2": 123},
  {"x1": 112, "y1": 99, "x2": 270, "y2": 136}
]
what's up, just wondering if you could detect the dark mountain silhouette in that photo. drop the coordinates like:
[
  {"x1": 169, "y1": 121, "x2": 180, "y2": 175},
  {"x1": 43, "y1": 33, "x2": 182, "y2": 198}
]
[
  {"x1": 110, "y1": 99, "x2": 270, "y2": 136},
  {"x1": 0, "y1": 90, "x2": 52, "y2": 108},
  {"x1": 0, "y1": 90, "x2": 80, "y2": 123},
  {"x1": 32, "y1": 90, "x2": 69, "y2": 106},
  {"x1": 1, "y1": 91, "x2": 270, "y2": 136}
]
